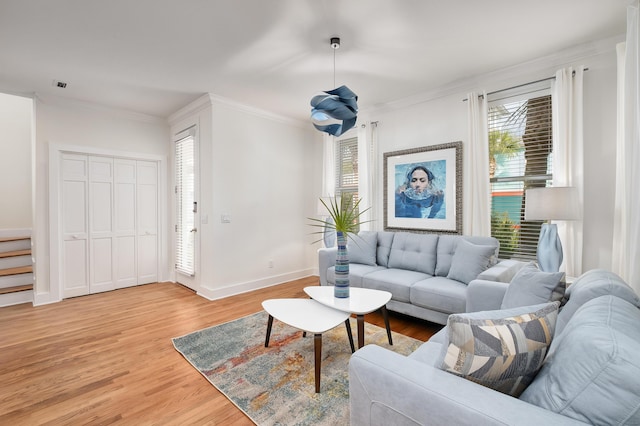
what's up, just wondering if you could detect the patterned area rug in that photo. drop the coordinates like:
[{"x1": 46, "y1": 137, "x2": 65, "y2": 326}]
[{"x1": 173, "y1": 310, "x2": 422, "y2": 425}]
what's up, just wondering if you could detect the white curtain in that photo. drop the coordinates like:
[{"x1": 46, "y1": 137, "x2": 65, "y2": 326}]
[
  {"x1": 321, "y1": 133, "x2": 335, "y2": 198},
  {"x1": 464, "y1": 92, "x2": 491, "y2": 236},
  {"x1": 612, "y1": 0, "x2": 640, "y2": 292},
  {"x1": 357, "y1": 122, "x2": 377, "y2": 231},
  {"x1": 551, "y1": 67, "x2": 584, "y2": 277}
]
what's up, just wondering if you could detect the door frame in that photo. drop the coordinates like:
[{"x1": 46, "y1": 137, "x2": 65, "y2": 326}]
[
  {"x1": 172, "y1": 125, "x2": 200, "y2": 292},
  {"x1": 49, "y1": 143, "x2": 167, "y2": 302}
]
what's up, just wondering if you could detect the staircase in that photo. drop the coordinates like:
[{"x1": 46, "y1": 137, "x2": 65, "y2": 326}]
[{"x1": 0, "y1": 236, "x2": 34, "y2": 307}]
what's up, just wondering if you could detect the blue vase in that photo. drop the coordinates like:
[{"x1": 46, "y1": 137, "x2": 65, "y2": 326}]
[{"x1": 334, "y1": 231, "x2": 350, "y2": 298}]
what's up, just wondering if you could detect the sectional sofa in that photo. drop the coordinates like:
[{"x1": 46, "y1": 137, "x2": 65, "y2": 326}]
[
  {"x1": 318, "y1": 230, "x2": 524, "y2": 325},
  {"x1": 349, "y1": 268, "x2": 640, "y2": 425}
]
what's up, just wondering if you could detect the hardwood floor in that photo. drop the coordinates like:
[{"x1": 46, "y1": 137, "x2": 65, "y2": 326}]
[{"x1": 0, "y1": 277, "x2": 442, "y2": 425}]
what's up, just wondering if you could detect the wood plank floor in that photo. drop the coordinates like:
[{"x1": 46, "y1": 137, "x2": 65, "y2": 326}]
[{"x1": 0, "y1": 277, "x2": 442, "y2": 425}]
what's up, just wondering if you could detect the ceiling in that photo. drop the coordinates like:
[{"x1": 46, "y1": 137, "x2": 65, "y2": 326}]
[{"x1": 0, "y1": 0, "x2": 629, "y2": 122}]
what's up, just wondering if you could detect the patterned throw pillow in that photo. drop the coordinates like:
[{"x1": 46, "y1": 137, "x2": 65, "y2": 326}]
[{"x1": 439, "y1": 301, "x2": 560, "y2": 397}]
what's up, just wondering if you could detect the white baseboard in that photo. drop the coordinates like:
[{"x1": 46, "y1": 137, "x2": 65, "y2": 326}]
[{"x1": 197, "y1": 269, "x2": 315, "y2": 301}]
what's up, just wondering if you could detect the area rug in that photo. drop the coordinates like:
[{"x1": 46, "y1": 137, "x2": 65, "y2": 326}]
[{"x1": 172, "y1": 310, "x2": 422, "y2": 425}]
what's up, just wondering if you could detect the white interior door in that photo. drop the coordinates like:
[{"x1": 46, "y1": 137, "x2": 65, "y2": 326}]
[
  {"x1": 114, "y1": 159, "x2": 137, "y2": 288},
  {"x1": 174, "y1": 127, "x2": 199, "y2": 291},
  {"x1": 137, "y1": 160, "x2": 158, "y2": 284},
  {"x1": 62, "y1": 154, "x2": 89, "y2": 298},
  {"x1": 88, "y1": 156, "x2": 115, "y2": 294}
]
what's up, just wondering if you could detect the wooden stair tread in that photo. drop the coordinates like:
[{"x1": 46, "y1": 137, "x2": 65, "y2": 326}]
[
  {"x1": 0, "y1": 249, "x2": 31, "y2": 258},
  {"x1": 0, "y1": 265, "x2": 33, "y2": 276},
  {"x1": 0, "y1": 236, "x2": 30, "y2": 243},
  {"x1": 0, "y1": 284, "x2": 33, "y2": 295}
]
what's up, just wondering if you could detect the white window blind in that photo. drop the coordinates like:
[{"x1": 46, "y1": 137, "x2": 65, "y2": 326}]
[
  {"x1": 488, "y1": 87, "x2": 552, "y2": 260},
  {"x1": 335, "y1": 137, "x2": 359, "y2": 202},
  {"x1": 175, "y1": 131, "x2": 195, "y2": 275}
]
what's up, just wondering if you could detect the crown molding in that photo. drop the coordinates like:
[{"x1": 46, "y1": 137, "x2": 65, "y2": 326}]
[
  {"x1": 208, "y1": 93, "x2": 308, "y2": 129},
  {"x1": 366, "y1": 34, "x2": 625, "y2": 115},
  {"x1": 34, "y1": 93, "x2": 166, "y2": 125}
]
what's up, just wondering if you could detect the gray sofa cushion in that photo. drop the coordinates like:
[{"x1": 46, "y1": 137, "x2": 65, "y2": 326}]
[
  {"x1": 439, "y1": 301, "x2": 560, "y2": 397},
  {"x1": 501, "y1": 262, "x2": 565, "y2": 309},
  {"x1": 387, "y1": 232, "x2": 438, "y2": 275},
  {"x1": 327, "y1": 263, "x2": 384, "y2": 288},
  {"x1": 446, "y1": 239, "x2": 497, "y2": 285},
  {"x1": 376, "y1": 231, "x2": 395, "y2": 267},
  {"x1": 556, "y1": 269, "x2": 640, "y2": 336},
  {"x1": 349, "y1": 231, "x2": 378, "y2": 266},
  {"x1": 362, "y1": 268, "x2": 430, "y2": 303},
  {"x1": 521, "y1": 295, "x2": 640, "y2": 425},
  {"x1": 435, "y1": 235, "x2": 498, "y2": 277},
  {"x1": 410, "y1": 277, "x2": 467, "y2": 314}
]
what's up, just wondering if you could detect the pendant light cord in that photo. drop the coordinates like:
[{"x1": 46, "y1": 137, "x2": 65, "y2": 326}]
[{"x1": 333, "y1": 47, "x2": 336, "y2": 88}]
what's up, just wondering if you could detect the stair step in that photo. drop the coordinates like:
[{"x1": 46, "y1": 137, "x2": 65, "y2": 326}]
[
  {"x1": 0, "y1": 265, "x2": 33, "y2": 277},
  {"x1": 0, "y1": 236, "x2": 30, "y2": 243},
  {"x1": 0, "y1": 284, "x2": 33, "y2": 295},
  {"x1": 0, "y1": 249, "x2": 31, "y2": 259}
]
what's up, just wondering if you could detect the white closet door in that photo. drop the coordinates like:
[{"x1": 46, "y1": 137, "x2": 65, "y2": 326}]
[
  {"x1": 62, "y1": 154, "x2": 89, "y2": 298},
  {"x1": 114, "y1": 159, "x2": 137, "y2": 288},
  {"x1": 89, "y1": 157, "x2": 115, "y2": 293},
  {"x1": 137, "y1": 160, "x2": 158, "y2": 284}
]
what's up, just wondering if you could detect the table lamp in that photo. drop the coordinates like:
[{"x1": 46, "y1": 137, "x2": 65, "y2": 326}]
[{"x1": 524, "y1": 187, "x2": 579, "y2": 272}]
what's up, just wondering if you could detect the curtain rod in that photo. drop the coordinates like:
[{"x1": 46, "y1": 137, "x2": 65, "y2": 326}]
[{"x1": 462, "y1": 68, "x2": 588, "y2": 102}]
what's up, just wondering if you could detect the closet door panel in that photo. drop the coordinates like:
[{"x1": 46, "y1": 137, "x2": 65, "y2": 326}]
[
  {"x1": 89, "y1": 157, "x2": 115, "y2": 293},
  {"x1": 114, "y1": 160, "x2": 137, "y2": 288},
  {"x1": 137, "y1": 161, "x2": 158, "y2": 284},
  {"x1": 62, "y1": 154, "x2": 89, "y2": 298}
]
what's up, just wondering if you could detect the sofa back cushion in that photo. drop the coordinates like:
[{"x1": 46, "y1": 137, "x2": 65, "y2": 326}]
[
  {"x1": 435, "y1": 235, "x2": 499, "y2": 277},
  {"x1": 348, "y1": 231, "x2": 378, "y2": 266},
  {"x1": 520, "y1": 295, "x2": 640, "y2": 425},
  {"x1": 556, "y1": 269, "x2": 640, "y2": 336},
  {"x1": 376, "y1": 231, "x2": 395, "y2": 267},
  {"x1": 387, "y1": 232, "x2": 438, "y2": 275}
]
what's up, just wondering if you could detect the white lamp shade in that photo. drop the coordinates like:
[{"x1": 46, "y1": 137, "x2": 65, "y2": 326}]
[{"x1": 524, "y1": 187, "x2": 579, "y2": 221}]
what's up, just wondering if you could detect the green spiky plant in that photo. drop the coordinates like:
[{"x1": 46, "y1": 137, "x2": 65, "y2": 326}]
[
  {"x1": 308, "y1": 194, "x2": 370, "y2": 244},
  {"x1": 309, "y1": 193, "x2": 370, "y2": 298}
]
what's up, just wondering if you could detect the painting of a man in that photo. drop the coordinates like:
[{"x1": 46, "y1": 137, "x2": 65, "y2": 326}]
[{"x1": 394, "y1": 161, "x2": 446, "y2": 219}]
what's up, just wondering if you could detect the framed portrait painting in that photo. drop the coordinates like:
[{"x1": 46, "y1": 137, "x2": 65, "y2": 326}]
[{"x1": 384, "y1": 141, "x2": 462, "y2": 234}]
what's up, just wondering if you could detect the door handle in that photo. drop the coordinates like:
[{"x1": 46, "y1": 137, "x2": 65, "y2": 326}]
[{"x1": 190, "y1": 228, "x2": 197, "y2": 233}]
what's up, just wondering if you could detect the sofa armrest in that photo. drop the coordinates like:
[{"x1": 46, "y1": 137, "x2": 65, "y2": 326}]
[
  {"x1": 318, "y1": 247, "x2": 337, "y2": 286},
  {"x1": 477, "y1": 259, "x2": 527, "y2": 282},
  {"x1": 465, "y1": 279, "x2": 510, "y2": 312},
  {"x1": 349, "y1": 345, "x2": 585, "y2": 426}
]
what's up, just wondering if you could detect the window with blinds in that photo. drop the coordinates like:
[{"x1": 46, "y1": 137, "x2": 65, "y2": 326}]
[
  {"x1": 335, "y1": 136, "x2": 359, "y2": 206},
  {"x1": 488, "y1": 87, "x2": 552, "y2": 260},
  {"x1": 175, "y1": 132, "x2": 195, "y2": 275}
]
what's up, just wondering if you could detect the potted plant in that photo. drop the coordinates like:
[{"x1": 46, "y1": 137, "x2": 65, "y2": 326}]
[{"x1": 309, "y1": 194, "x2": 370, "y2": 298}]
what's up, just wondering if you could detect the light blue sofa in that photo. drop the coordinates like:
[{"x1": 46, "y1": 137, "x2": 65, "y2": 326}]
[
  {"x1": 349, "y1": 269, "x2": 640, "y2": 425},
  {"x1": 318, "y1": 230, "x2": 523, "y2": 325}
]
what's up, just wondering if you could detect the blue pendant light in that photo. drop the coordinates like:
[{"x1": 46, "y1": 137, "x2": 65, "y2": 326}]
[{"x1": 310, "y1": 37, "x2": 358, "y2": 137}]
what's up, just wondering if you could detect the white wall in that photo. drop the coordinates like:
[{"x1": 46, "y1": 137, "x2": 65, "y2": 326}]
[
  {"x1": 362, "y1": 38, "x2": 620, "y2": 274},
  {"x1": 171, "y1": 95, "x2": 322, "y2": 299},
  {"x1": 33, "y1": 96, "x2": 170, "y2": 304},
  {"x1": 0, "y1": 93, "x2": 32, "y2": 229}
]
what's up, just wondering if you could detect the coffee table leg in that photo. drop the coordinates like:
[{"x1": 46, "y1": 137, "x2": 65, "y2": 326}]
[
  {"x1": 381, "y1": 306, "x2": 393, "y2": 346},
  {"x1": 345, "y1": 319, "x2": 355, "y2": 353},
  {"x1": 265, "y1": 314, "x2": 274, "y2": 347},
  {"x1": 356, "y1": 314, "x2": 365, "y2": 348},
  {"x1": 314, "y1": 333, "x2": 322, "y2": 393}
]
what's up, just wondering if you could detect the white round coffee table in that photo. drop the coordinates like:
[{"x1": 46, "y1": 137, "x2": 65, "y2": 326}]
[
  {"x1": 304, "y1": 286, "x2": 393, "y2": 349},
  {"x1": 261, "y1": 298, "x2": 354, "y2": 393}
]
